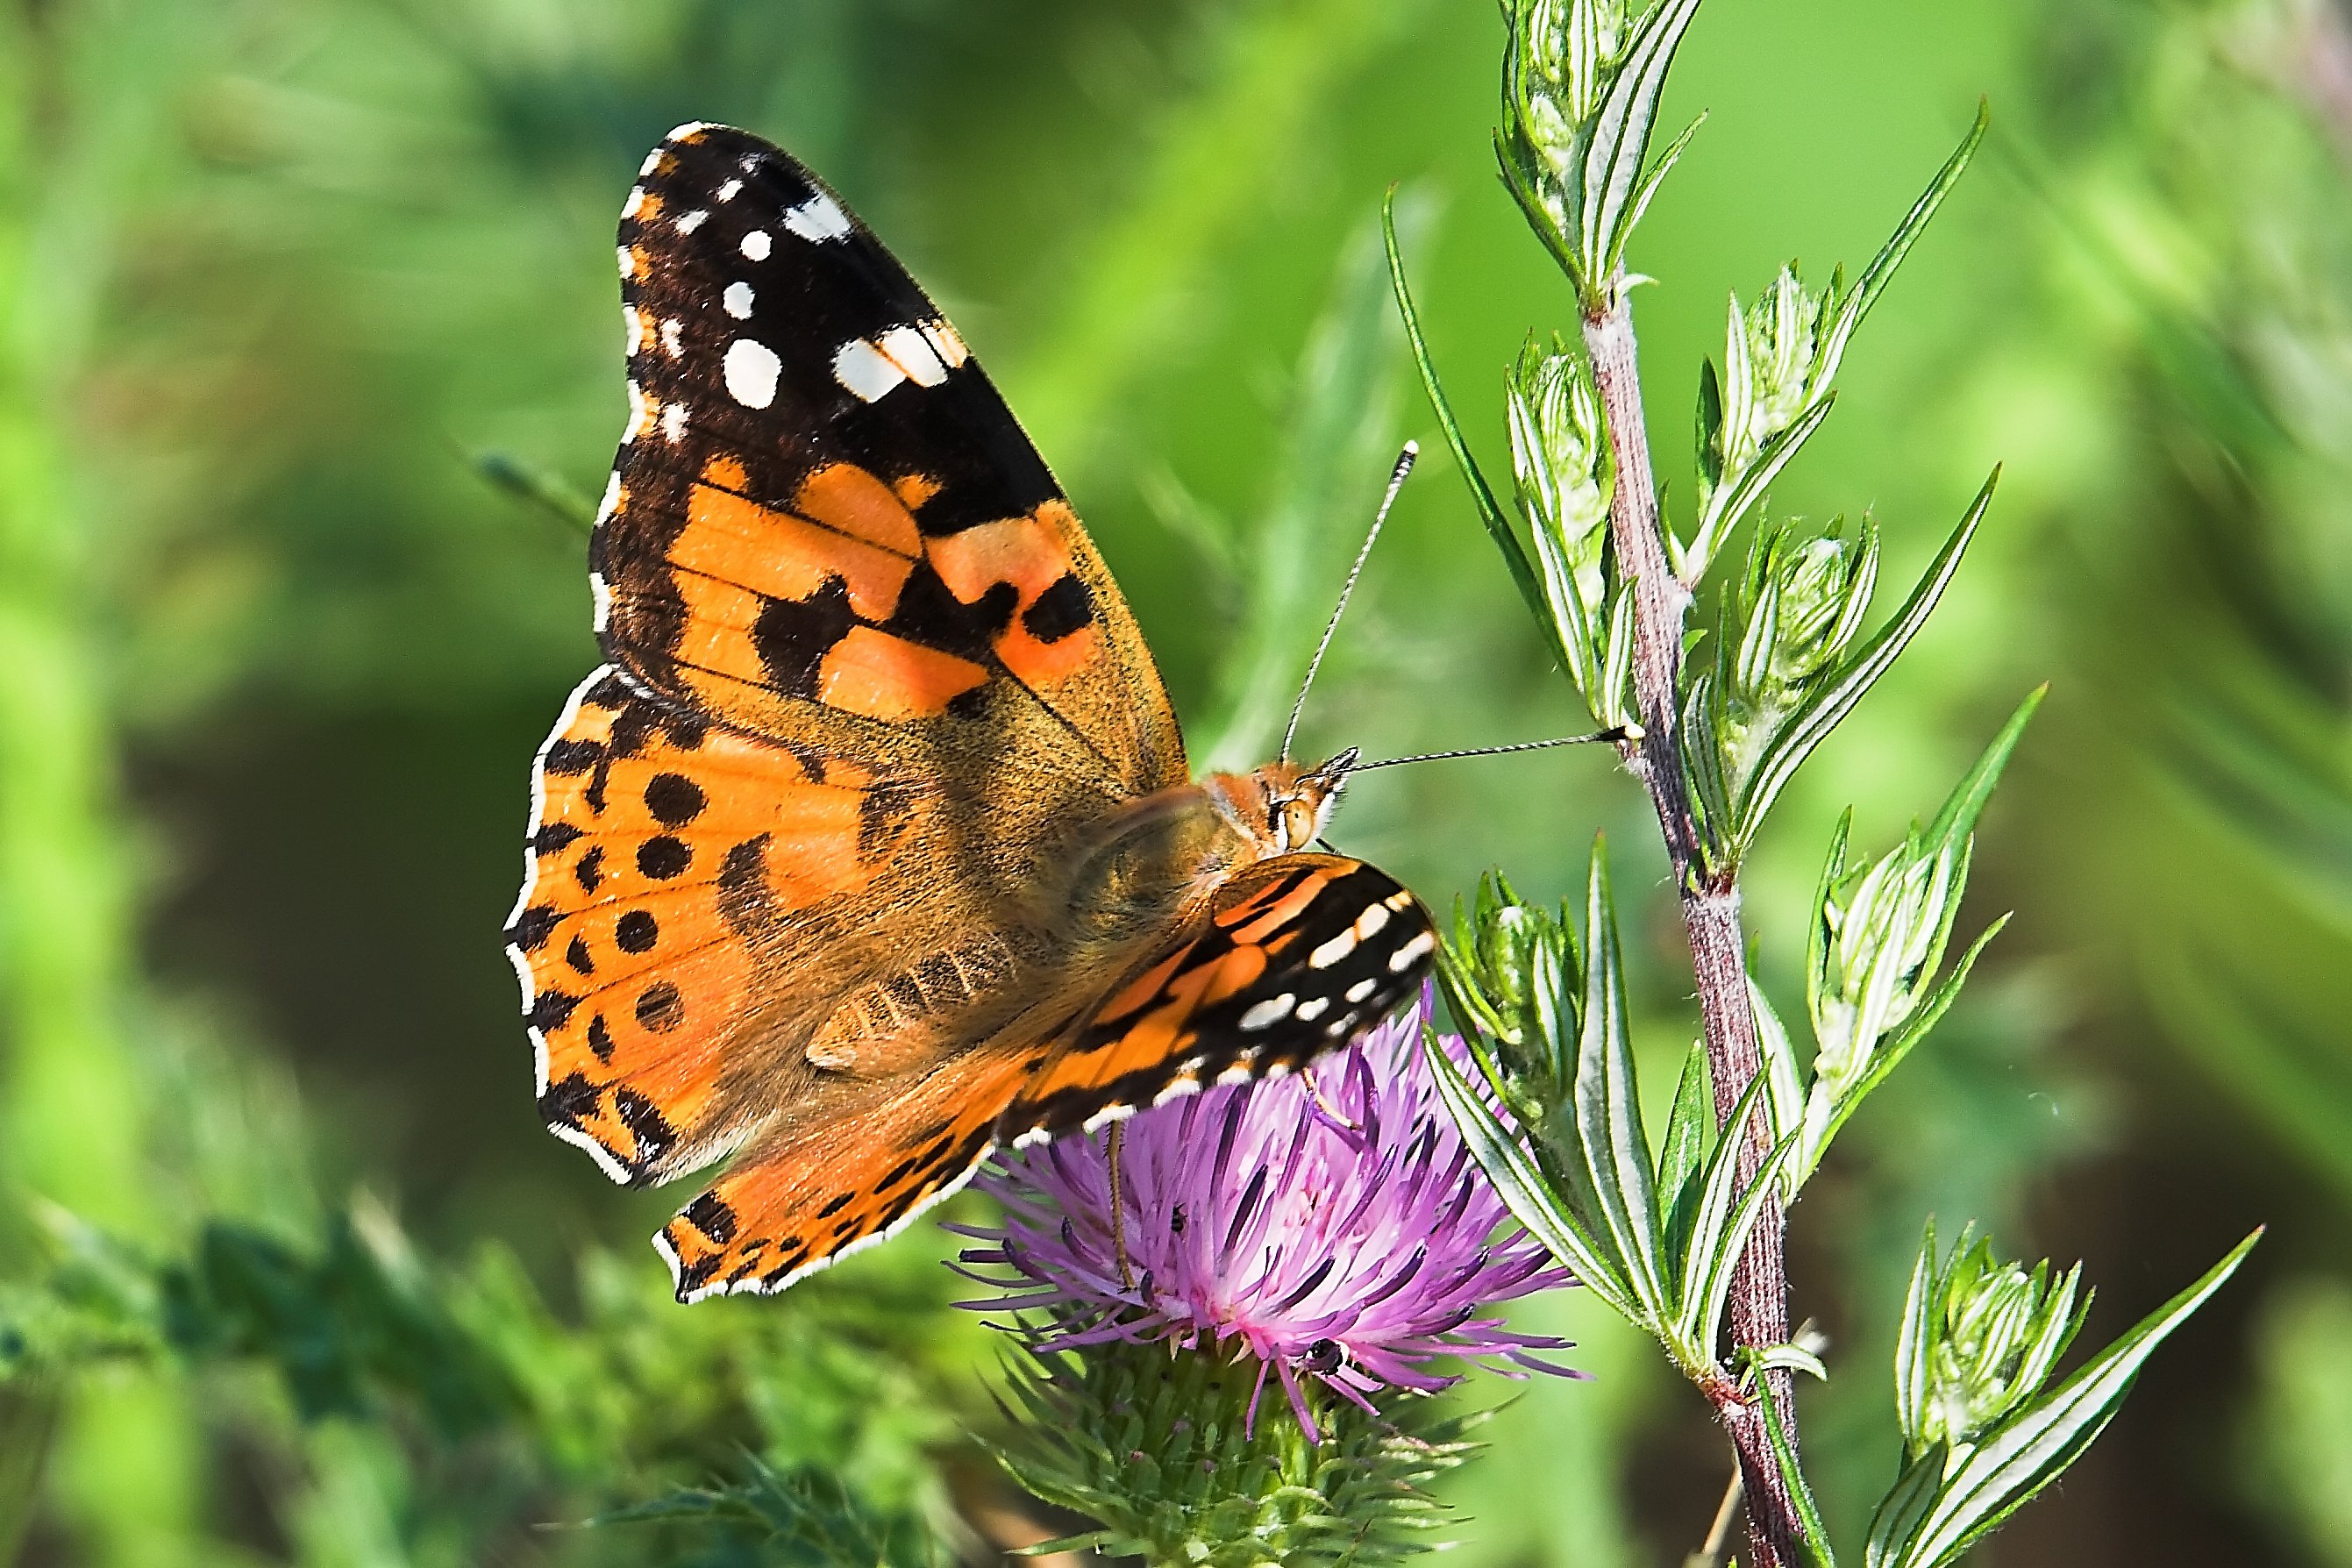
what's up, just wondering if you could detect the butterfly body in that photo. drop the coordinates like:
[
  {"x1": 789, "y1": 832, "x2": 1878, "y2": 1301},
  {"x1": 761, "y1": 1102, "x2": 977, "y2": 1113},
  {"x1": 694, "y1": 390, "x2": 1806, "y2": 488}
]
[{"x1": 509, "y1": 124, "x2": 1435, "y2": 1301}]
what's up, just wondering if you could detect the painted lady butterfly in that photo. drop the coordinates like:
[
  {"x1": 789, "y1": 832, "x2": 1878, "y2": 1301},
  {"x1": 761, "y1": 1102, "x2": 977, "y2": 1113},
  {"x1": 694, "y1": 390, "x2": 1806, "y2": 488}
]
[{"x1": 507, "y1": 124, "x2": 1436, "y2": 1302}]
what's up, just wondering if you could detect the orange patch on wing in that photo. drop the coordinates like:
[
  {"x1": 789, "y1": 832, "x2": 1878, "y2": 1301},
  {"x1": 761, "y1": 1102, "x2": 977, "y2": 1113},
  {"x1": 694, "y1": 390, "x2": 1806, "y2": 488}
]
[
  {"x1": 670, "y1": 572, "x2": 776, "y2": 695},
  {"x1": 816, "y1": 628, "x2": 987, "y2": 720},
  {"x1": 1096, "y1": 947, "x2": 1188, "y2": 1026},
  {"x1": 624, "y1": 246, "x2": 649, "y2": 280},
  {"x1": 676, "y1": 482, "x2": 916, "y2": 620},
  {"x1": 795, "y1": 465, "x2": 921, "y2": 555},
  {"x1": 1220, "y1": 868, "x2": 1340, "y2": 947},
  {"x1": 702, "y1": 453, "x2": 750, "y2": 491},
  {"x1": 923, "y1": 505, "x2": 1098, "y2": 687},
  {"x1": 892, "y1": 473, "x2": 942, "y2": 510}
]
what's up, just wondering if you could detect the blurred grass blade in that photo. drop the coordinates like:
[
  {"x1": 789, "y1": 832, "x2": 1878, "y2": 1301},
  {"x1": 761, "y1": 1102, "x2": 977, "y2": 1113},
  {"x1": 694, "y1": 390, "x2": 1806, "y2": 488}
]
[
  {"x1": 472, "y1": 449, "x2": 595, "y2": 536},
  {"x1": 1197, "y1": 202, "x2": 1422, "y2": 769}
]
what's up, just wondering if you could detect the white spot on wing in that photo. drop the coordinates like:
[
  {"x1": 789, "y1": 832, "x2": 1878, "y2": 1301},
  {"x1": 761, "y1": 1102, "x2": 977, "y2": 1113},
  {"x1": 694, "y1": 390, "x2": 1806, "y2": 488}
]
[
  {"x1": 1308, "y1": 929, "x2": 1358, "y2": 969},
  {"x1": 1388, "y1": 930, "x2": 1436, "y2": 973},
  {"x1": 638, "y1": 150, "x2": 663, "y2": 176},
  {"x1": 723, "y1": 281, "x2": 754, "y2": 319},
  {"x1": 1239, "y1": 994, "x2": 1294, "y2": 1031},
  {"x1": 624, "y1": 380, "x2": 650, "y2": 442},
  {"x1": 660, "y1": 318, "x2": 683, "y2": 358},
  {"x1": 623, "y1": 187, "x2": 646, "y2": 218},
  {"x1": 740, "y1": 229, "x2": 772, "y2": 261},
  {"x1": 1295, "y1": 995, "x2": 1330, "y2": 1021},
  {"x1": 665, "y1": 121, "x2": 711, "y2": 141},
  {"x1": 661, "y1": 401, "x2": 688, "y2": 443},
  {"x1": 723, "y1": 338, "x2": 782, "y2": 408},
  {"x1": 782, "y1": 191, "x2": 852, "y2": 241},
  {"x1": 675, "y1": 209, "x2": 708, "y2": 234},
  {"x1": 1345, "y1": 978, "x2": 1378, "y2": 1003},
  {"x1": 874, "y1": 324, "x2": 950, "y2": 387},
  {"x1": 1354, "y1": 903, "x2": 1391, "y2": 940},
  {"x1": 617, "y1": 245, "x2": 636, "y2": 279},
  {"x1": 623, "y1": 305, "x2": 644, "y2": 356},
  {"x1": 590, "y1": 570, "x2": 613, "y2": 631},
  {"x1": 832, "y1": 338, "x2": 907, "y2": 403},
  {"x1": 716, "y1": 178, "x2": 743, "y2": 202},
  {"x1": 595, "y1": 471, "x2": 622, "y2": 525}
]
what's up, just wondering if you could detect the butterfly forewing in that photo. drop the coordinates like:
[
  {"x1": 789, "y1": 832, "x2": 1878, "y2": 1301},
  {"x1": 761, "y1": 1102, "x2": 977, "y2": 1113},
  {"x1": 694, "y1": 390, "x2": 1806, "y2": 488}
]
[
  {"x1": 517, "y1": 124, "x2": 1436, "y2": 1303},
  {"x1": 599, "y1": 123, "x2": 1182, "y2": 794}
]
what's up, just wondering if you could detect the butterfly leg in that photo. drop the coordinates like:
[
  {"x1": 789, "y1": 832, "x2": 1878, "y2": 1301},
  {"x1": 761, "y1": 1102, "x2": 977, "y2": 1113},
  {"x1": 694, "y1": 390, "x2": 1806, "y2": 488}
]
[{"x1": 1108, "y1": 1119, "x2": 1135, "y2": 1291}]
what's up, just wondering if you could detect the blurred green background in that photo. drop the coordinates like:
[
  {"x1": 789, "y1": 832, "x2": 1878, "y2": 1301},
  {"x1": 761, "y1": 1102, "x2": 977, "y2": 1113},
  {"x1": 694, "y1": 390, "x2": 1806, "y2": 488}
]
[{"x1": 3, "y1": 0, "x2": 2348, "y2": 1561}]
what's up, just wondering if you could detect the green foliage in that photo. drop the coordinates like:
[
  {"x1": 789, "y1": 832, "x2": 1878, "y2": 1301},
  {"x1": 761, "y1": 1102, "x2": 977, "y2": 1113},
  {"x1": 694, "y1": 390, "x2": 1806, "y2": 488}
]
[
  {"x1": 1431, "y1": 845, "x2": 1793, "y2": 1382},
  {"x1": 594, "y1": 1458, "x2": 953, "y2": 1568},
  {"x1": 1864, "y1": 1229, "x2": 2257, "y2": 1568},
  {"x1": 987, "y1": 1339, "x2": 1481, "y2": 1566},
  {"x1": 2, "y1": 1188, "x2": 971, "y2": 1564}
]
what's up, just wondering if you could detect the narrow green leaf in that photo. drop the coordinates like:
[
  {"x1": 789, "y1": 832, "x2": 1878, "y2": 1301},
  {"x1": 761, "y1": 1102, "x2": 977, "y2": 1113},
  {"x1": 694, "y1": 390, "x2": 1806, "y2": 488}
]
[
  {"x1": 1922, "y1": 686, "x2": 2047, "y2": 853},
  {"x1": 1691, "y1": 1127, "x2": 1800, "y2": 1359},
  {"x1": 1671, "y1": 1070, "x2": 1772, "y2": 1343},
  {"x1": 1656, "y1": 1038, "x2": 1713, "y2": 1266},
  {"x1": 1753, "y1": 1342, "x2": 1830, "y2": 1382},
  {"x1": 1690, "y1": 396, "x2": 1836, "y2": 583},
  {"x1": 1807, "y1": 809, "x2": 1853, "y2": 1034},
  {"x1": 1821, "y1": 101, "x2": 1989, "y2": 376},
  {"x1": 1891, "y1": 1230, "x2": 2262, "y2": 1568},
  {"x1": 1613, "y1": 110, "x2": 1707, "y2": 277},
  {"x1": 1422, "y1": 1027, "x2": 1643, "y2": 1322},
  {"x1": 1864, "y1": 1450, "x2": 1945, "y2": 1568},
  {"x1": 1583, "y1": 0, "x2": 1708, "y2": 289},
  {"x1": 1735, "y1": 468, "x2": 1998, "y2": 851},
  {"x1": 1893, "y1": 1219, "x2": 1941, "y2": 1458},
  {"x1": 1385, "y1": 189, "x2": 1567, "y2": 668},
  {"x1": 1694, "y1": 353, "x2": 1725, "y2": 489},
  {"x1": 1578, "y1": 841, "x2": 1667, "y2": 1315},
  {"x1": 1754, "y1": 1365, "x2": 1840, "y2": 1567},
  {"x1": 1747, "y1": 980, "x2": 1808, "y2": 1172}
]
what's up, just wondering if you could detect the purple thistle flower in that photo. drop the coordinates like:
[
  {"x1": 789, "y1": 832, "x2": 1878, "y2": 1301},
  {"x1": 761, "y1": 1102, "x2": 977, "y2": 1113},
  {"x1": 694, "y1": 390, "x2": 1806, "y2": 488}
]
[{"x1": 953, "y1": 989, "x2": 1582, "y2": 1442}]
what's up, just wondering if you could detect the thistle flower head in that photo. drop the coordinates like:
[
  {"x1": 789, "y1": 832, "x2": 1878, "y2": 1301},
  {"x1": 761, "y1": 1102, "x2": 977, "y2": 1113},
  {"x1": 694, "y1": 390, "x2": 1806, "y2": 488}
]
[{"x1": 957, "y1": 992, "x2": 1578, "y2": 1441}]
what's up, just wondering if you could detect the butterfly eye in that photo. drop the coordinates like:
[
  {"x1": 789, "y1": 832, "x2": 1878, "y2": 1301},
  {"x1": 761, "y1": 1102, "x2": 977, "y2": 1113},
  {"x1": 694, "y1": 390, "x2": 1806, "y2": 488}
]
[{"x1": 1279, "y1": 798, "x2": 1316, "y2": 852}]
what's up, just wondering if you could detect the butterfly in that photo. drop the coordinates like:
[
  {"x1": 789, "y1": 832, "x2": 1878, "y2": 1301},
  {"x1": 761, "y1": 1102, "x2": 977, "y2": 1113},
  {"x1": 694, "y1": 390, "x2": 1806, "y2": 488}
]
[{"x1": 506, "y1": 123, "x2": 1437, "y2": 1303}]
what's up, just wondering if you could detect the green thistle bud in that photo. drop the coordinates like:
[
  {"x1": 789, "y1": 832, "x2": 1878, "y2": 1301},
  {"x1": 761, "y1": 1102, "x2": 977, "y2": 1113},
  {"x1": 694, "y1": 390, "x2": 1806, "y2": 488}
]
[
  {"x1": 1896, "y1": 1223, "x2": 2089, "y2": 1462},
  {"x1": 1733, "y1": 267, "x2": 1823, "y2": 468},
  {"x1": 1436, "y1": 872, "x2": 1584, "y2": 1122},
  {"x1": 1507, "y1": 338, "x2": 1614, "y2": 689},
  {"x1": 1812, "y1": 830, "x2": 1963, "y2": 1094},
  {"x1": 986, "y1": 1340, "x2": 1481, "y2": 1567},
  {"x1": 1718, "y1": 517, "x2": 1879, "y2": 790}
]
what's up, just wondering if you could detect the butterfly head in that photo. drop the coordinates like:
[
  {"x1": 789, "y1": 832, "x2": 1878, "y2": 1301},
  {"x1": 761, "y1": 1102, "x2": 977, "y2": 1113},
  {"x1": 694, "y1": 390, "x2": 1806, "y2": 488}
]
[{"x1": 1210, "y1": 748, "x2": 1360, "y2": 857}]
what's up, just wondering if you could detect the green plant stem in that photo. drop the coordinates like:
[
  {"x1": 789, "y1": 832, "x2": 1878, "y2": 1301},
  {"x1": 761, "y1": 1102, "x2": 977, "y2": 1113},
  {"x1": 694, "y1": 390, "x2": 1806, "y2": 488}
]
[{"x1": 1582, "y1": 292, "x2": 1800, "y2": 1568}]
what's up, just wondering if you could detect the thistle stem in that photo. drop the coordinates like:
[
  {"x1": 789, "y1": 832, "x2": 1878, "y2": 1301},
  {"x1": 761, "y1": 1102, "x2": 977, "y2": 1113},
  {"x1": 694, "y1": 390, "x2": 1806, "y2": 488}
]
[{"x1": 1581, "y1": 291, "x2": 1801, "y2": 1568}]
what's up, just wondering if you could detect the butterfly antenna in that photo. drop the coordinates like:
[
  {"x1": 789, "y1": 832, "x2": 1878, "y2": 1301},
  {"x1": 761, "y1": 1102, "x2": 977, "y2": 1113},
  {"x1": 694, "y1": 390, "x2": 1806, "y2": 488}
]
[
  {"x1": 1280, "y1": 442, "x2": 1418, "y2": 762},
  {"x1": 1342, "y1": 725, "x2": 1642, "y2": 773}
]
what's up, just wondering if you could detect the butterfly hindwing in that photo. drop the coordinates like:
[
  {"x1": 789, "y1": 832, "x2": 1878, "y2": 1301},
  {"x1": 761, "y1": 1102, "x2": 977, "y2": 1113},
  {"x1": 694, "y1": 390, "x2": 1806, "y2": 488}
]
[
  {"x1": 598, "y1": 123, "x2": 1182, "y2": 795},
  {"x1": 1002, "y1": 854, "x2": 1439, "y2": 1144}
]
